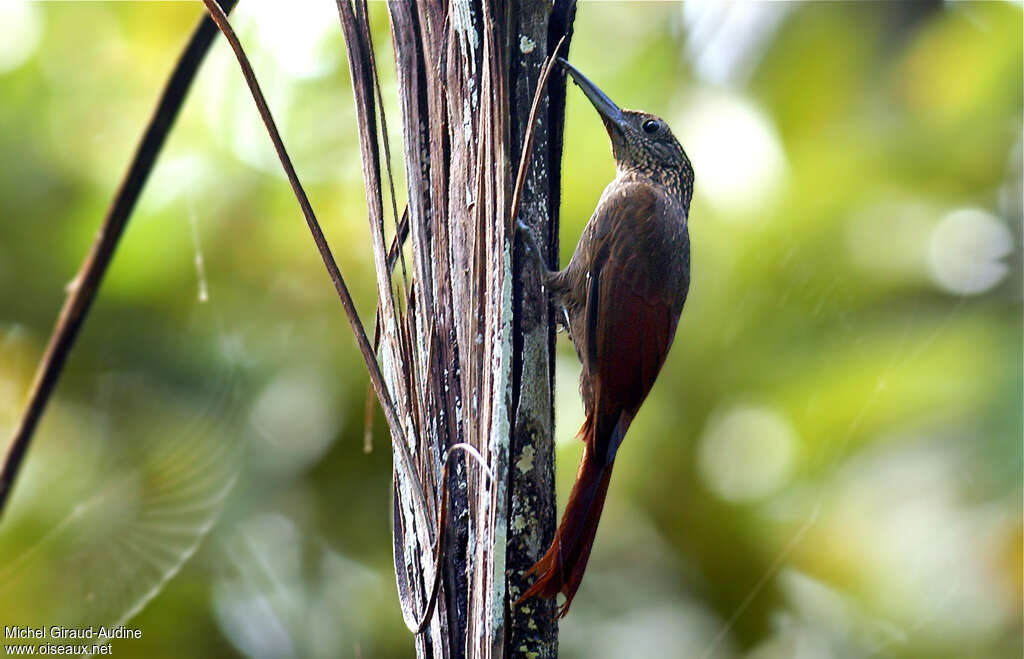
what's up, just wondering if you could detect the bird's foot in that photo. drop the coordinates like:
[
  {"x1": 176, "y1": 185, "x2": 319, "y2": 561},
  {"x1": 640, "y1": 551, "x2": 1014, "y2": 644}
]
[{"x1": 515, "y1": 219, "x2": 549, "y2": 275}]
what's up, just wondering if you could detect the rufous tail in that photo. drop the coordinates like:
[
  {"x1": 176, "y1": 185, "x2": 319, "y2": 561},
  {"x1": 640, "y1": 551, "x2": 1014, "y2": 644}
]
[{"x1": 515, "y1": 433, "x2": 614, "y2": 617}]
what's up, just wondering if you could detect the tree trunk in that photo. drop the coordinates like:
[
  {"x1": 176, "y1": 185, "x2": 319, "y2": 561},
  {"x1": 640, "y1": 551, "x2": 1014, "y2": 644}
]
[{"x1": 341, "y1": 0, "x2": 575, "y2": 656}]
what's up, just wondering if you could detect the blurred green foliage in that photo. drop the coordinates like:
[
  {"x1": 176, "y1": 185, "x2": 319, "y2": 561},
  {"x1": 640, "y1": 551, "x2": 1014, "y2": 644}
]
[{"x1": 0, "y1": 2, "x2": 1020, "y2": 658}]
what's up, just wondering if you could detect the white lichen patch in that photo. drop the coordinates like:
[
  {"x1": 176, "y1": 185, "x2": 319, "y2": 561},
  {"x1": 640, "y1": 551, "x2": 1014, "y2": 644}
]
[
  {"x1": 451, "y1": 0, "x2": 479, "y2": 75},
  {"x1": 516, "y1": 444, "x2": 535, "y2": 473},
  {"x1": 519, "y1": 35, "x2": 536, "y2": 54},
  {"x1": 512, "y1": 514, "x2": 527, "y2": 532}
]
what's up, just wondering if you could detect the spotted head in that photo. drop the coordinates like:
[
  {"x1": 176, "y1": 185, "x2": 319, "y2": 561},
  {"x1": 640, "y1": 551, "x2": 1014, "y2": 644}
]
[{"x1": 560, "y1": 59, "x2": 693, "y2": 207}]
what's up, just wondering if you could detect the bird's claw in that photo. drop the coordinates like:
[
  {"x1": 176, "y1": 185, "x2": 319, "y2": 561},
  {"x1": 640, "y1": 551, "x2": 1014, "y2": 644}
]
[
  {"x1": 515, "y1": 219, "x2": 536, "y2": 251},
  {"x1": 515, "y1": 219, "x2": 548, "y2": 273}
]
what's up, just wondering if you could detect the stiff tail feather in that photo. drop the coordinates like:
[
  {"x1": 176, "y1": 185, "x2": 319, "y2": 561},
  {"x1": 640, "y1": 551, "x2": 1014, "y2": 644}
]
[{"x1": 515, "y1": 430, "x2": 614, "y2": 618}]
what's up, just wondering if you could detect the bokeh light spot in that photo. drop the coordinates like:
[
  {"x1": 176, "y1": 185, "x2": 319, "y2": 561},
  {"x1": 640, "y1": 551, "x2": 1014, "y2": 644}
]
[
  {"x1": 928, "y1": 208, "x2": 1013, "y2": 295},
  {"x1": 0, "y1": 1, "x2": 42, "y2": 75},
  {"x1": 235, "y1": 0, "x2": 340, "y2": 80},
  {"x1": 249, "y1": 369, "x2": 340, "y2": 475},
  {"x1": 676, "y1": 90, "x2": 788, "y2": 220},
  {"x1": 697, "y1": 403, "x2": 797, "y2": 502}
]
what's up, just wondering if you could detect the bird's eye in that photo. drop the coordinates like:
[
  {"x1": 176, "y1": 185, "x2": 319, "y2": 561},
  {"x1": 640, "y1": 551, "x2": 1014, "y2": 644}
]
[{"x1": 641, "y1": 119, "x2": 661, "y2": 134}]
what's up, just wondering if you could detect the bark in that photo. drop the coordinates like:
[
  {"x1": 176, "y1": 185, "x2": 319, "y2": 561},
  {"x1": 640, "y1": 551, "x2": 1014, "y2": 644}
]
[
  {"x1": 341, "y1": 0, "x2": 575, "y2": 656},
  {"x1": 506, "y1": 2, "x2": 576, "y2": 656}
]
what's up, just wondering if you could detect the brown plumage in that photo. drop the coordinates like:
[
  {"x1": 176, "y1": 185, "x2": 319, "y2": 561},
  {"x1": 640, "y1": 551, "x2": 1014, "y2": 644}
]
[{"x1": 516, "y1": 60, "x2": 693, "y2": 617}]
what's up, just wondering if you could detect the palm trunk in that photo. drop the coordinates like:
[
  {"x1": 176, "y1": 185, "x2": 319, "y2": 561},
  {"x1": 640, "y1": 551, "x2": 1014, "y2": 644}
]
[{"x1": 341, "y1": 0, "x2": 575, "y2": 655}]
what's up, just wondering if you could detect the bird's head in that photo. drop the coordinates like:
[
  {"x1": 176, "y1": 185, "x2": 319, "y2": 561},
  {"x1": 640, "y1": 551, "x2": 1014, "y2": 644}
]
[{"x1": 560, "y1": 59, "x2": 693, "y2": 206}]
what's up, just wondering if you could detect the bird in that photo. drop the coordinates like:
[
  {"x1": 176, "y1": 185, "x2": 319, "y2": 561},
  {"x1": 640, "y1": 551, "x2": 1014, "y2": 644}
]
[{"x1": 516, "y1": 58, "x2": 694, "y2": 618}]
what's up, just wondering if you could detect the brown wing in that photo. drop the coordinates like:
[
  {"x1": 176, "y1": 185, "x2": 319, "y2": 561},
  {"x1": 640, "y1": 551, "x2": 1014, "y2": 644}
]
[{"x1": 582, "y1": 182, "x2": 689, "y2": 461}]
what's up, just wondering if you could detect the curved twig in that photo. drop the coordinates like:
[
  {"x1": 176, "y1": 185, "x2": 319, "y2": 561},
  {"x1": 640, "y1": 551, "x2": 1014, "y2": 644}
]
[
  {"x1": 0, "y1": 0, "x2": 239, "y2": 518},
  {"x1": 402, "y1": 443, "x2": 493, "y2": 634}
]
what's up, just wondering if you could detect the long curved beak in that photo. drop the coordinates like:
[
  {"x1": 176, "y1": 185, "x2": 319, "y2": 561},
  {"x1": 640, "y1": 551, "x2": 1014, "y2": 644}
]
[{"x1": 558, "y1": 58, "x2": 626, "y2": 132}]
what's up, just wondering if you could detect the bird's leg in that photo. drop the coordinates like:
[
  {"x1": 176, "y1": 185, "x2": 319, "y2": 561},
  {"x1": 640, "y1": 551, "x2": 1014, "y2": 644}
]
[{"x1": 515, "y1": 220, "x2": 571, "y2": 334}]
